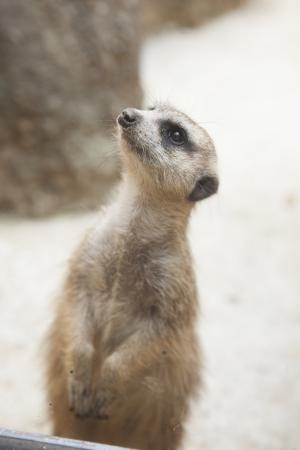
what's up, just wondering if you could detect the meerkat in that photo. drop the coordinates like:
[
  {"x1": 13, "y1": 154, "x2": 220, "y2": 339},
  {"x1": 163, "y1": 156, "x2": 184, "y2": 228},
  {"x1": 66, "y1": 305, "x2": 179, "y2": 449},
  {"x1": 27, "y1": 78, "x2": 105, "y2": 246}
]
[{"x1": 46, "y1": 104, "x2": 218, "y2": 450}]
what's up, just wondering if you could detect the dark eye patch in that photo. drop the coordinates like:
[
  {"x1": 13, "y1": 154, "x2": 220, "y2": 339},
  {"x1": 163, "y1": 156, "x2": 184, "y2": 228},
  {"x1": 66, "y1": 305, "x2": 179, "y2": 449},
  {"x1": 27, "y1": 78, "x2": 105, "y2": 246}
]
[
  {"x1": 148, "y1": 106, "x2": 156, "y2": 111},
  {"x1": 159, "y1": 120, "x2": 194, "y2": 152}
]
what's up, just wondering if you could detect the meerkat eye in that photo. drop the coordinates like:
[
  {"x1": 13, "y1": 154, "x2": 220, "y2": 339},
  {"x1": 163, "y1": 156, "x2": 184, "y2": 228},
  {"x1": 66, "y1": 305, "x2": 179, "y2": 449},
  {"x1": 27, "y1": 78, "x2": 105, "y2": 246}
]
[
  {"x1": 168, "y1": 127, "x2": 186, "y2": 146},
  {"x1": 148, "y1": 106, "x2": 156, "y2": 111}
]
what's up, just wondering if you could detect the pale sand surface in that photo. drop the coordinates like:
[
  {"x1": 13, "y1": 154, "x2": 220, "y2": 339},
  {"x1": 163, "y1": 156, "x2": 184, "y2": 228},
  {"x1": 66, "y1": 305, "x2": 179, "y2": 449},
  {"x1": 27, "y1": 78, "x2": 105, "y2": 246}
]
[{"x1": 0, "y1": 0, "x2": 299, "y2": 448}]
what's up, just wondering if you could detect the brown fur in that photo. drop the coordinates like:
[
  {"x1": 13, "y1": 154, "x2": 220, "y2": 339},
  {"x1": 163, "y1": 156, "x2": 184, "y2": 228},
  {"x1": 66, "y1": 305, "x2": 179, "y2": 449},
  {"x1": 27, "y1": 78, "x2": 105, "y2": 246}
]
[{"x1": 46, "y1": 105, "x2": 218, "y2": 450}]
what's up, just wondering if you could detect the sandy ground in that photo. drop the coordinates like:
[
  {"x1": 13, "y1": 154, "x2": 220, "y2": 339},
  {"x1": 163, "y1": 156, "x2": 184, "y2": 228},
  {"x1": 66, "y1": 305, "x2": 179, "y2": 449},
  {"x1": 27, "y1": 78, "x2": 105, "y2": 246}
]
[{"x1": 0, "y1": 0, "x2": 299, "y2": 448}]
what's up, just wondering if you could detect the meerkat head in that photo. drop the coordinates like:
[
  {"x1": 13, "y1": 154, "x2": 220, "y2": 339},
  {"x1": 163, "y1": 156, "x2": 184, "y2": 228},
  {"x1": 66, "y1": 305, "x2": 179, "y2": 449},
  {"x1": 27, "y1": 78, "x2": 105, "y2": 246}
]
[{"x1": 117, "y1": 104, "x2": 218, "y2": 204}]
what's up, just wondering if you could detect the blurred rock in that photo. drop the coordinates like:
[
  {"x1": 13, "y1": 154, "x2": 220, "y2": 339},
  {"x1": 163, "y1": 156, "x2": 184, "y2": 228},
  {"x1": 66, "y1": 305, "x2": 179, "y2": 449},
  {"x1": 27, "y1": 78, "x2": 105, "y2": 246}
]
[
  {"x1": 0, "y1": 0, "x2": 142, "y2": 216},
  {"x1": 143, "y1": 0, "x2": 247, "y2": 32}
]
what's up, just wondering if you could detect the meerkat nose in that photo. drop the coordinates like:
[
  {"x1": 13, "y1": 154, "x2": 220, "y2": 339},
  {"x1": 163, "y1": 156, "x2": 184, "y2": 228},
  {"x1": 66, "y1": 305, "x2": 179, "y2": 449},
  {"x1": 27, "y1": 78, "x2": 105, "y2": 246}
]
[
  {"x1": 123, "y1": 108, "x2": 137, "y2": 123},
  {"x1": 118, "y1": 108, "x2": 139, "y2": 128}
]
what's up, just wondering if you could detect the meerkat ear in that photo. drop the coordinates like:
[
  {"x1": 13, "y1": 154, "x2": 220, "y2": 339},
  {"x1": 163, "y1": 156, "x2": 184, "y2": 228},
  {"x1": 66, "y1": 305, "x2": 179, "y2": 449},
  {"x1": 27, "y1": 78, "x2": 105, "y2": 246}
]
[{"x1": 188, "y1": 175, "x2": 219, "y2": 202}]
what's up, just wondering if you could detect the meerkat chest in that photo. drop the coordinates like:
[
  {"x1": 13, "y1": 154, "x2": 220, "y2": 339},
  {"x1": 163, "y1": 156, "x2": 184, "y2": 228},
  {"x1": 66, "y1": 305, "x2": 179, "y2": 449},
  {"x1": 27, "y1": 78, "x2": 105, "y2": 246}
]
[
  {"x1": 101, "y1": 236, "x2": 173, "y2": 295},
  {"x1": 86, "y1": 224, "x2": 197, "y2": 353},
  {"x1": 87, "y1": 220, "x2": 196, "y2": 324},
  {"x1": 108, "y1": 233, "x2": 195, "y2": 317},
  {"x1": 121, "y1": 238, "x2": 178, "y2": 294}
]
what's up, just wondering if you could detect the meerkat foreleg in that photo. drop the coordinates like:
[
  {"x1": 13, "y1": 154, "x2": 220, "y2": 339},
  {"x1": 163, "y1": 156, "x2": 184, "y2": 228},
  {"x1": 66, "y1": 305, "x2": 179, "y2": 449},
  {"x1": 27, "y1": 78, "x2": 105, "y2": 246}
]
[
  {"x1": 92, "y1": 331, "x2": 162, "y2": 418},
  {"x1": 64, "y1": 300, "x2": 96, "y2": 418}
]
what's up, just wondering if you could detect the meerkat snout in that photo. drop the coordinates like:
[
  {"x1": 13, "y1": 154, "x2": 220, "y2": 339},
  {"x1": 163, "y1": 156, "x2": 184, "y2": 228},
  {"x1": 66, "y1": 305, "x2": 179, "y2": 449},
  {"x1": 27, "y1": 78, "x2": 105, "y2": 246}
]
[
  {"x1": 117, "y1": 108, "x2": 140, "y2": 128},
  {"x1": 117, "y1": 103, "x2": 218, "y2": 203}
]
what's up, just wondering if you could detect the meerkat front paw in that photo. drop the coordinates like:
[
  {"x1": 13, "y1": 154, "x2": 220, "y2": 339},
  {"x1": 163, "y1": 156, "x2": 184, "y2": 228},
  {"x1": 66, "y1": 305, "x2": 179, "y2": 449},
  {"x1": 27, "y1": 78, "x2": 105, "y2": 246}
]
[
  {"x1": 69, "y1": 379, "x2": 93, "y2": 418},
  {"x1": 92, "y1": 388, "x2": 115, "y2": 420}
]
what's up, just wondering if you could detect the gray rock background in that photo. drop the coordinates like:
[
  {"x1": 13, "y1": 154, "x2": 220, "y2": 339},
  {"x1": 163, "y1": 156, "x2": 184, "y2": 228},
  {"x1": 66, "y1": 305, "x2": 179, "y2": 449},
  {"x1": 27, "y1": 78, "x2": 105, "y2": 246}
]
[
  {"x1": 0, "y1": 0, "x2": 142, "y2": 216},
  {"x1": 143, "y1": 0, "x2": 246, "y2": 32}
]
